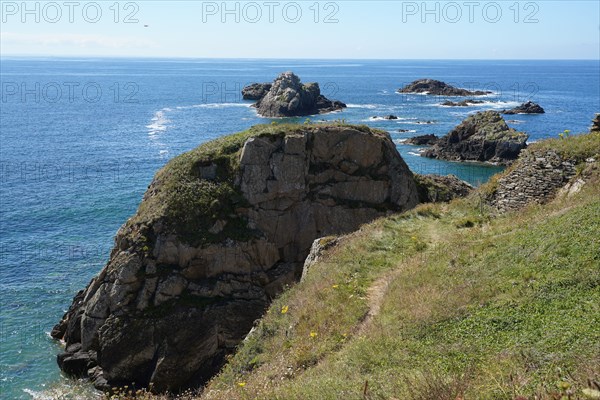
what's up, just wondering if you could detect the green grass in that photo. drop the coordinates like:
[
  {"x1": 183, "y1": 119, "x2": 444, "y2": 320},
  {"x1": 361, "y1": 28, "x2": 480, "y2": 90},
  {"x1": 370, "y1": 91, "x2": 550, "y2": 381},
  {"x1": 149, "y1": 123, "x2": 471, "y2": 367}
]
[
  {"x1": 105, "y1": 129, "x2": 600, "y2": 400},
  {"x1": 199, "y1": 160, "x2": 600, "y2": 400},
  {"x1": 529, "y1": 130, "x2": 600, "y2": 161}
]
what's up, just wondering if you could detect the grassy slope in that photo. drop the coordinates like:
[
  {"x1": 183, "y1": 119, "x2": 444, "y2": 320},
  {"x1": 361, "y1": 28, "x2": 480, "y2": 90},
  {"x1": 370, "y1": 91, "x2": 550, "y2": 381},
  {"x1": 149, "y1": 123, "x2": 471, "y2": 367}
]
[{"x1": 198, "y1": 133, "x2": 600, "y2": 400}]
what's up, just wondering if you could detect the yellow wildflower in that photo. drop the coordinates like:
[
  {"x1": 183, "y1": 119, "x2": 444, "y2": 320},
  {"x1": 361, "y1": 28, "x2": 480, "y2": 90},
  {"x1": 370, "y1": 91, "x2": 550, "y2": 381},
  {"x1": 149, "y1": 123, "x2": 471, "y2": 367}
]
[{"x1": 281, "y1": 305, "x2": 289, "y2": 314}]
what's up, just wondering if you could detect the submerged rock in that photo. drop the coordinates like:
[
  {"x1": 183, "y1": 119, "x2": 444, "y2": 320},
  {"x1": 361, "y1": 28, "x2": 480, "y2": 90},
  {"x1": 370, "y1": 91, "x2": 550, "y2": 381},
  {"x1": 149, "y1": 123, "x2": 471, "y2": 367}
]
[
  {"x1": 399, "y1": 79, "x2": 492, "y2": 96},
  {"x1": 502, "y1": 101, "x2": 545, "y2": 114},
  {"x1": 422, "y1": 111, "x2": 528, "y2": 165},
  {"x1": 244, "y1": 72, "x2": 346, "y2": 117},
  {"x1": 373, "y1": 114, "x2": 399, "y2": 120},
  {"x1": 52, "y1": 124, "x2": 418, "y2": 393}
]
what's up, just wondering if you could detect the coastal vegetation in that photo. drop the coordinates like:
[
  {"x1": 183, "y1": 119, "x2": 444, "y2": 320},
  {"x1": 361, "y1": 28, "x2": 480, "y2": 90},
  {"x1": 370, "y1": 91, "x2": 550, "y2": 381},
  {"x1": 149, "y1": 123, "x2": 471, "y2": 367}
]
[{"x1": 101, "y1": 129, "x2": 599, "y2": 400}]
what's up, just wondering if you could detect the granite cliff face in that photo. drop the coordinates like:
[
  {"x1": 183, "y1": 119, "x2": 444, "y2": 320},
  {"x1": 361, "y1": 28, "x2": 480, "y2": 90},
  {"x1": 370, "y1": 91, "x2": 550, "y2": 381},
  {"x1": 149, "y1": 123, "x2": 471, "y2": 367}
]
[
  {"x1": 423, "y1": 111, "x2": 528, "y2": 165},
  {"x1": 52, "y1": 124, "x2": 418, "y2": 392},
  {"x1": 245, "y1": 72, "x2": 346, "y2": 117}
]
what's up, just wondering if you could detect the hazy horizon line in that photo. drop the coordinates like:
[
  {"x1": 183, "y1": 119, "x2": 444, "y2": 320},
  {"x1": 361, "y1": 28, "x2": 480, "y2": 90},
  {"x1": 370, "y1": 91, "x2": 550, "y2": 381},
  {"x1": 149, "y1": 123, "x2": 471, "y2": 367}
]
[{"x1": 1, "y1": 54, "x2": 598, "y2": 61}]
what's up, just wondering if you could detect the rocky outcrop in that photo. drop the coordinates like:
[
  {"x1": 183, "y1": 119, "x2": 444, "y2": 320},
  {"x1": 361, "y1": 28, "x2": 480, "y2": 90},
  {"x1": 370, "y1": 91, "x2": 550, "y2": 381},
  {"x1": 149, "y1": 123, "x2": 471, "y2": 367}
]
[
  {"x1": 441, "y1": 99, "x2": 485, "y2": 107},
  {"x1": 245, "y1": 72, "x2": 346, "y2": 117},
  {"x1": 422, "y1": 111, "x2": 528, "y2": 165},
  {"x1": 404, "y1": 134, "x2": 439, "y2": 146},
  {"x1": 501, "y1": 101, "x2": 545, "y2": 115},
  {"x1": 300, "y1": 236, "x2": 340, "y2": 282},
  {"x1": 399, "y1": 79, "x2": 492, "y2": 96},
  {"x1": 241, "y1": 83, "x2": 272, "y2": 100},
  {"x1": 591, "y1": 114, "x2": 600, "y2": 132},
  {"x1": 414, "y1": 174, "x2": 474, "y2": 203},
  {"x1": 373, "y1": 115, "x2": 399, "y2": 120},
  {"x1": 52, "y1": 124, "x2": 419, "y2": 393}
]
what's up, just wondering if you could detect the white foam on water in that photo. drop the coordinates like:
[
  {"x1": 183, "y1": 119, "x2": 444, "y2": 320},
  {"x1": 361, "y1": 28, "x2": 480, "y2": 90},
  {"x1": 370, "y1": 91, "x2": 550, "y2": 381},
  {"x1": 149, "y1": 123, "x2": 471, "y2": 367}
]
[
  {"x1": 364, "y1": 116, "x2": 417, "y2": 122},
  {"x1": 346, "y1": 103, "x2": 382, "y2": 109},
  {"x1": 431, "y1": 100, "x2": 521, "y2": 109},
  {"x1": 146, "y1": 109, "x2": 171, "y2": 135},
  {"x1": 24, "y1": 387, "x2": 102, "y2": 400},
  {"x1": 196, "y1": 103, "x2": 252, "y2": 109},
  {"x1": 175, "y1": 103, "x2": 252, "y2": 110}
]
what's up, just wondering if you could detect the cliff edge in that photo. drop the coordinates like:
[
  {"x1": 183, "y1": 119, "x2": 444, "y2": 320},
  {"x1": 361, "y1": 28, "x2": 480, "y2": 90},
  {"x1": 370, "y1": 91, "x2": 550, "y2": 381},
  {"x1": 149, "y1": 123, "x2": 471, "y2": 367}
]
[{"x1": 52, "y1": 123, "x2": 419, "y2": 392}]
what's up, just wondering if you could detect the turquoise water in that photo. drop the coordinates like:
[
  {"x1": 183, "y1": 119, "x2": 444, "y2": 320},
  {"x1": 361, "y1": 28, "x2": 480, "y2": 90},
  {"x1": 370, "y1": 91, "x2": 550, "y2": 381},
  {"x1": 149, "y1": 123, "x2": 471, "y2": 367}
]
[{"x1": 0, "y1": 58, "x2": 598, "y2": 398}]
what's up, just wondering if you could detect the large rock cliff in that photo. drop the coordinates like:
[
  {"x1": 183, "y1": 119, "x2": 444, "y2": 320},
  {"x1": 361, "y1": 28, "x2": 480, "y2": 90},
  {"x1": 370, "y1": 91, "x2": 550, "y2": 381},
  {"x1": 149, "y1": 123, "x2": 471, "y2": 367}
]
[{"x1": 52, "y1": 124, "x2": 419, "y2": 392}]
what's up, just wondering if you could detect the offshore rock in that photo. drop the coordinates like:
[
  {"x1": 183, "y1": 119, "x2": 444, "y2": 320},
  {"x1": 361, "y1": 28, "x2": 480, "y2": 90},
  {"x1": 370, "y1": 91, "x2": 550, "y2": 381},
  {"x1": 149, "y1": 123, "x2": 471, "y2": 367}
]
[{"x1": 422, "y1": 111, "x2": 528, "y2": 165}]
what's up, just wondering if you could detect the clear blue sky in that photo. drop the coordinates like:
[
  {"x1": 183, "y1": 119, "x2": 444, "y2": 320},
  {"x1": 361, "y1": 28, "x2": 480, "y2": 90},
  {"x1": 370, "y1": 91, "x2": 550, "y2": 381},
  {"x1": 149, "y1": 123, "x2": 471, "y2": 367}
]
[{"x1": 1, "y1": 1, "x2": 598, "y2": 59}]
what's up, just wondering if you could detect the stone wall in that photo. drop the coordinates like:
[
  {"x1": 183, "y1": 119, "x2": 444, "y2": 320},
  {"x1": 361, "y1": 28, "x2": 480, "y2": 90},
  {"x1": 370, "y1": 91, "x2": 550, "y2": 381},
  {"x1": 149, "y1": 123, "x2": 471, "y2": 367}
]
[{"x1": 491, "y1": 149, "x2": 577, "y2": 212}]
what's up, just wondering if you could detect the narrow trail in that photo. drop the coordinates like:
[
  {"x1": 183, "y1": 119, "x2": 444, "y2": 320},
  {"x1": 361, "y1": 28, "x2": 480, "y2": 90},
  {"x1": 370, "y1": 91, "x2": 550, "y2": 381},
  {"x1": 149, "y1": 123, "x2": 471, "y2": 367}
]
[{"x1": 357, "y1": 219, "x2": 448, "y2": 336}]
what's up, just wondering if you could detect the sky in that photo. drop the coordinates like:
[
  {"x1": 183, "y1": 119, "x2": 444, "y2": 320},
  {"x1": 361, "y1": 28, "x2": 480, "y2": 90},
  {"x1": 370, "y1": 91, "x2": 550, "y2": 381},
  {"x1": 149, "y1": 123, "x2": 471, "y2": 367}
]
[{"x1": 0, "y1": 0, "x2": 599, "y2": 59}]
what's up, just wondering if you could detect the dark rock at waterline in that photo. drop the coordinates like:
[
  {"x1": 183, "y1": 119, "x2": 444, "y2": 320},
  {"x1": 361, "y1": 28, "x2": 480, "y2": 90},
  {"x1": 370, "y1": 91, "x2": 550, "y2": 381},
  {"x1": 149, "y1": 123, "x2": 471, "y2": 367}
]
[
  {"x1": 241, "y1": 83, "x2": 272, "y2": 100},
  {"x1": 404, "y1": 134, "x2": 439, "y2": 145},
  {"x1": 422, "y1": 110, "x2": 528, "y2": 165},
  {"x1": 590, "y1": 114, "x2": 600, "y2": 133},
  {"x1": 245, "y1": 72, "x2": 346, "y2": 117},
  {"x1": 399, "y1": 79, "x2": 492, "y2": 96},
  {"x1": 441, "y1": 99, "x2": 485, "y2": 107},
  {"x1": 502, "y1": 101, "x2": 545, "y2": 115}
]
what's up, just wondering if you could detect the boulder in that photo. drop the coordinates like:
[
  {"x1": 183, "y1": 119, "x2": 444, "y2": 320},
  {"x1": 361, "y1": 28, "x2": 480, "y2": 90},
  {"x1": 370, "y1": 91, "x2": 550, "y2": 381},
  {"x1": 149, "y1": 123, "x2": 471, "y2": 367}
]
[
  {"x1": 501, "y1": 101, "x2": 545, "y2": 114},
  {"x1": 248, "y1": 72, "x2": 346, "y2": 117},
  {"x1": 422, "y1": 111, "x2": 528, "y2": 165},
  {"x1": 300, "y1": 237, "x2": 340, "y2": 282},
  {"x1": 241, "y1": 83, "x2": 272, "y2": 100},
  {"x1": 52, "y1": 124, "x2": 418, "y2": 393},
  {"x1": 414, "y1": 174, "x2": 474, "y2": 203},
  {"x1": 404, "y1": 134, "x2": 439, "y2": 146},
  {"x1": 399, "y1": 79, "x2": 492, "y2": 96}
]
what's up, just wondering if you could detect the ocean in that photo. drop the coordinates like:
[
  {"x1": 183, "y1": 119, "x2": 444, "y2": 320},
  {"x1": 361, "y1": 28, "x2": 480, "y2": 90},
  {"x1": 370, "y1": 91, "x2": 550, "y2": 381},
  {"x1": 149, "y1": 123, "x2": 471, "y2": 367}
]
[{"x1": 0, "y1": 58, "x2": 598, "y2": 399}]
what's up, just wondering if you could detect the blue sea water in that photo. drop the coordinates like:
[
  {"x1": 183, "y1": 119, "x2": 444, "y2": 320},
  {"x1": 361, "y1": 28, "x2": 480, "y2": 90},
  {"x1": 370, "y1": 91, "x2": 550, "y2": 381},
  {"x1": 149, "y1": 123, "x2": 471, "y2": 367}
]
[{"x1": 0, "y1": 58, "x2": 598, "y2": 399}]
